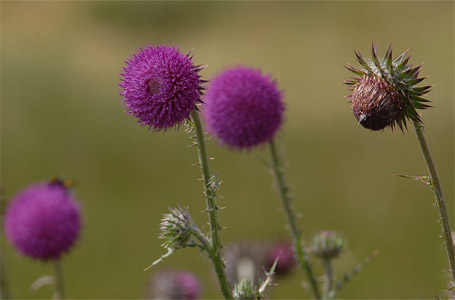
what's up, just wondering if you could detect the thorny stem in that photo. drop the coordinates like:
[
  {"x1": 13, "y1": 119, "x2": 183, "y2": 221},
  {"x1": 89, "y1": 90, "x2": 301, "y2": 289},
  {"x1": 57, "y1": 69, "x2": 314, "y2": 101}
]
[
  {"x1": 413, "y1": 120, "x2": 455, "y2": 283},
  {"x1": 268, "y1": 139, "x2": 321, "y2": 299},
  {"x1": 52, "y1": 259, "x2": 65, "y2": 300},
  {"x1": 191, "y1": 110, "x2": 233, "y2": 300},
  {"x1": 322, "y1": 258, "x2": 333, "y2": 299}
]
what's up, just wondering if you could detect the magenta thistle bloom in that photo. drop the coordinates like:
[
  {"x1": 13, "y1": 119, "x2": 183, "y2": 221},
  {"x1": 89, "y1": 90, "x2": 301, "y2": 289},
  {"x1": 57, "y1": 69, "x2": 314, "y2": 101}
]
[
  {"x1": 149, "y1": 270, "x2": 201, "y2": 300},
  {"x1": 4, "y1": 182, "x2": 81, "y2": 260},
  {"x1": 265, "y1": 241, "x2": 295, "y2": 276},
  {"x1": 120, "y1": 45, "x2": 204, "y2": 131},
  {"x1": 203, "y1": 67, "x2": 284, "y2": 149}
]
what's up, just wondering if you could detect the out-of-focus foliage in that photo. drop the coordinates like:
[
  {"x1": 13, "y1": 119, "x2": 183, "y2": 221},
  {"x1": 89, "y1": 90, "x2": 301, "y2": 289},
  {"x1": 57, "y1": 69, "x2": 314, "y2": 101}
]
[{"x1": 1, "y1": 1, "x2": 453, "y2": 298}]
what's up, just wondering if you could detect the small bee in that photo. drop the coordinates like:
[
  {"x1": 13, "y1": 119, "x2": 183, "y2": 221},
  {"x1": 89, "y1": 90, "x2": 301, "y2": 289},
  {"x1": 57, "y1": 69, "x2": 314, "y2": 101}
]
[{"x1": 49, "y1": 177, "x2": 75, "y2": 189}]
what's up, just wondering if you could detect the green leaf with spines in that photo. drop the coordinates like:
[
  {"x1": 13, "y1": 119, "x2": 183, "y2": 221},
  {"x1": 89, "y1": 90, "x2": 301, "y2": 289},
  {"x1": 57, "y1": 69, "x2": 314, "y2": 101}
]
[
  {"x1": 410, "y1": 95, "x2": 431, "y2": 103},
  {"x1": 384, "y1": 45, "x2": 393, "y2": 71},
  {"x1": 412, "y1": 102, "x2": 432, "y2": 109},
  {"x1": 407, "y1": 64, "x2": 423, "y2": 79},
  {"x1": 345, "y1": 65, "x2": 365, "y2": 77},
  {"x1": 406, "y1": 105, "x2": 421, "y2": 122},
  {"x1": 371, "y1": 44, "x2": 382, "y2": 70},
  {"x1": 354, "y1": 51, "x2": 372, "y2": 72},
  {"x1": 406, "y1": 77, "x2": 426, "y2": 86},
  {"x1": 393, "y1": 49, "x2": 408, "y2": 66},
  {"x1": 344, "y1": 79, "x2": 358, "y2": 86},
  {"x1": 412, "y1": 86, "x2": 432, "y2": 95},
  {"x1": 395, "y1": 56, "x2": 411, "y2": 73}
]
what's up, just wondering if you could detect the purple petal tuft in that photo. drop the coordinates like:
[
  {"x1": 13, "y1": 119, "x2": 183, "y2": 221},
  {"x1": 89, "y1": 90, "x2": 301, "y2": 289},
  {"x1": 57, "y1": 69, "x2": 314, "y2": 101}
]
[
  {"x1": 203, "y1": 67, "x2": 284, "y2": 149},
  {"x1": 119, "y1": 45, "x2": 203, "y2": 131},
  {"x1": 4, "y1": 182, "x2": 81, "y2": 260}
]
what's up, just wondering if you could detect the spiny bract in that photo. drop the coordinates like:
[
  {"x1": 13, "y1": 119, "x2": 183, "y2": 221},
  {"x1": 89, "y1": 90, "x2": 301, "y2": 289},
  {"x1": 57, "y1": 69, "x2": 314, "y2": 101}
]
[{"x1": 345, "y1": 44, "x2": 432, "y2": 131}]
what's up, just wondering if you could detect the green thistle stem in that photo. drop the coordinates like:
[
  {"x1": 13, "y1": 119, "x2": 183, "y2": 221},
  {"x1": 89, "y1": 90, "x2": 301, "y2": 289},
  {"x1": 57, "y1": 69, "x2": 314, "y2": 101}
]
[
  {"x1": 52, "y1": 259, "x2": 65, "y2": 300},
  {"x1": 322, "y1": 258, "x2": 333, "y2": 299},
  {"x1": 413, "y1": 120, "x2": 455, "y2": 282},
  {"x1": 268, "y1": 139, "x2": 321, "y2": 299},
  {"x1": 191, "y1": 110, "x2": 233, "y2": 300}
]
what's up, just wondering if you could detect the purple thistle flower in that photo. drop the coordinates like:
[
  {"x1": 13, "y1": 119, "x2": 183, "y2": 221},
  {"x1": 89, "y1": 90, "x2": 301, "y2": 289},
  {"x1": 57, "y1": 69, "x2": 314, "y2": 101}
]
[
  {"x1": 120, "y1": 45, "x2": 204, "y2": 131},
  {"x1": 4, "y1": 182, "x2": 81, "y2": 260},
  {"x1": 203, "y1": 67, "x2": 284, "y2": 149},
  {"x1": 265, "y1": 241, "x2": 295, "y2": 276},
  {"x1": 149, "y1": 270, "x2": 201, "y2": 300}
]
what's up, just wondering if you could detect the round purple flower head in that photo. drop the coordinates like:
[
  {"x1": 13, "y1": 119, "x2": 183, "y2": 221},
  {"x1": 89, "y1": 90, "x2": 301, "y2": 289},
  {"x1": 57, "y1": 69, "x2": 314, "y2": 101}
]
[
  {"x1": 149, "y1": 270, "x2": 201, "y2": 300},
  {"x1": 4, "y1": 181, "x2": 81, "y2": 260},
  {"x1": 120, "y1": 44, "x2": 204, "y2": 131},
  {"x1": 265, "y1": 241, "x2": 295, "y2": 276},
  {"x1": 203, "y1": 67, "x2": 284, "y2": 149}
]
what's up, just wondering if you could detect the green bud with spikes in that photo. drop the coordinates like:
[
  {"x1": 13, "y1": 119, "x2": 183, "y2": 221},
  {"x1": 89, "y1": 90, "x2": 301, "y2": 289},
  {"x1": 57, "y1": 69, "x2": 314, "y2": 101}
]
[
  {"x1": 344, "y1": 44, "x2": 432, "y2": 131},
  {"x1": 233, "y1": 279, "x2": 256, "y2": 300},
  {"x1": 160, "y1": 207, "x2": 195, "y2": 250},
  {"x1": 310, "y1": 231, "x2": 344, "y2": 260}
]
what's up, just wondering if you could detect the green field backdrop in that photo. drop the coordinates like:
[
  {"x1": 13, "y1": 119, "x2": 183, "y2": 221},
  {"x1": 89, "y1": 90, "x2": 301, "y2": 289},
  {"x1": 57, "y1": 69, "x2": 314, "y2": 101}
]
[{"x1": 1, "y1": 1, "x2": 454, "y2": 299}]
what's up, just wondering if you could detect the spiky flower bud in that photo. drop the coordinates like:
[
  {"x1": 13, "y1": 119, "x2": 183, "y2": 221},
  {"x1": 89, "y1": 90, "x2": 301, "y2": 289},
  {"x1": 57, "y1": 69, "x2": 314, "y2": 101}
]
[
  {"x1": 310, "y1": 231, "x2": 344, "y2": 260},
  {"x1": 233, "y1": 278, "x2": 256, "y2": 300},
  {"x1": 160, "y1": 207, "x2": 195, "y2": 250},
  {"x1": 345, "y1": 44, "x2": 432, "y2": 131}
]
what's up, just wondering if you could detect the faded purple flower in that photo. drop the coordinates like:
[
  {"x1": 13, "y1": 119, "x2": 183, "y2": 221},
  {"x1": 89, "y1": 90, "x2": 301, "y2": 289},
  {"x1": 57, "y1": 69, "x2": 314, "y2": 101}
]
[
  {"x1": 4, "y1": 182, "x2": 81, "y2": 260},
  {"x1": 265, "y1": 241, "x2": 295, "y2": 276},
  {"x1": 149, "y1": 270, "x2": 201, "y2": 300},
  {"x1": 203, "y1": 67, "x2": 284, "y2": 149},
  {"x1": 120, "y1": 45, "x2": 204, "y2": 131},
  {"x1": 223, "y1": 241, "x2": 267, "y2": 286}
]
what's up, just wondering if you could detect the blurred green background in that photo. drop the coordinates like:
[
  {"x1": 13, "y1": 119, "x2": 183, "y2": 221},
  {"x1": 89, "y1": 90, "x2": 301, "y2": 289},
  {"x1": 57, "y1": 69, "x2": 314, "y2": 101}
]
[{"x1": 1, "y1": 1, "x2": 454, "y2": 299}]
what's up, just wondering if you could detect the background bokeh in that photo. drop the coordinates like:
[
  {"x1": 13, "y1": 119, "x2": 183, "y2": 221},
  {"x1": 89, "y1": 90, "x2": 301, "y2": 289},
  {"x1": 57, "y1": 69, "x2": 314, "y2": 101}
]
[{"x1": 1, "y1": 1, "x2": 454, "y2": 299}]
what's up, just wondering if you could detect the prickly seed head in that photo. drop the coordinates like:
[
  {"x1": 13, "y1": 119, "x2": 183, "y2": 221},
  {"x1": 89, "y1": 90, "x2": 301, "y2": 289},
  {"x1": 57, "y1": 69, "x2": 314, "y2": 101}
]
[{"x1": 345, "y1": 44, "x2": 432, "y2": 131}]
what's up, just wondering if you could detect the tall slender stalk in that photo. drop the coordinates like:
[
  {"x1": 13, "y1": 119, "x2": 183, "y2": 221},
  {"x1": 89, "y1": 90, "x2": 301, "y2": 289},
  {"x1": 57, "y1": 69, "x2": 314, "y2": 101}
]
[
  {"x1": 52, "y1": 259, "x2": 65, "y2": 300},
  {"x1": 268, "y1": 138, "x2": 321, "y2": 299},
  {"x1": 322, "y1": 258, "x2": 333, "y2": 299},
  {"x1": 413, "y1": 120, "x2": 455, "y2": 282},
  {"x1": 191, "y1": 110, "x2": 233, "y2": 300}
]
